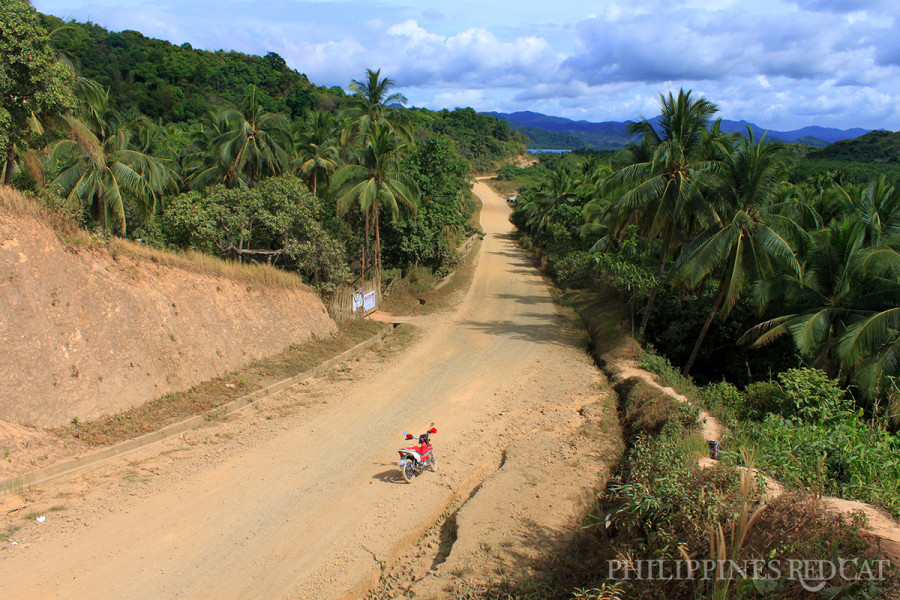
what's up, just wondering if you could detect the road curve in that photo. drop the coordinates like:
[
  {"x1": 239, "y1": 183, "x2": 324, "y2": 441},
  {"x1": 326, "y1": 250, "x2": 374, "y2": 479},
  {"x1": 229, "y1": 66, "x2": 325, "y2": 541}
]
[{"x1": 2, "y1": 179, "x2": 578, "y2": 599}]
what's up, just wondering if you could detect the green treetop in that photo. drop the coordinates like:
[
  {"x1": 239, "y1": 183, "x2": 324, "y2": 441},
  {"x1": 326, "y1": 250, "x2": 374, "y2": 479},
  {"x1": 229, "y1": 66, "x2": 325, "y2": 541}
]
[{"x1": 1, "y1": 0, "x2": 75, "y2": 184}]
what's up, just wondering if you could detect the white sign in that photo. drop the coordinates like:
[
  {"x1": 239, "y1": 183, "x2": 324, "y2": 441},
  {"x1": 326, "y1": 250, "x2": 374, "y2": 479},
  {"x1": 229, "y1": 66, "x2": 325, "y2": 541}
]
[{"x1": 363, "y1": 291, "x2": 377, "y2": 312}]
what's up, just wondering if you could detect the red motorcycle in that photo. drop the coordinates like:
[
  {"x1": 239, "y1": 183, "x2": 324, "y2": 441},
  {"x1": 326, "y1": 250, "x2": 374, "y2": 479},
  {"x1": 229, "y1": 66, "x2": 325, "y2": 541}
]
[{"x1": 397, "y1": 427, "x2": 437, "y2": 483}]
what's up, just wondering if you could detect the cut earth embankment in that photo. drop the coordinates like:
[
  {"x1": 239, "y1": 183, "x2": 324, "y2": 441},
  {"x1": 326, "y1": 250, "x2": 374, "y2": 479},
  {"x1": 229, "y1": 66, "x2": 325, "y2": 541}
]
[{"x1": 0, "y1": 187, "x2": 336, "y2": 427}]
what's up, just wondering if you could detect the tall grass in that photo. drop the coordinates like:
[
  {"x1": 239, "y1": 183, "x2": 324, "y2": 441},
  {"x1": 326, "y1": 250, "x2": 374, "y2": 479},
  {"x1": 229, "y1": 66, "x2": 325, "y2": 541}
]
[
  {"x1": 0, "y1": 185, "x2": 80, "y2": 235},
  {"x1": 109, "y1": 239, "x2": 305, "y2": 291}
]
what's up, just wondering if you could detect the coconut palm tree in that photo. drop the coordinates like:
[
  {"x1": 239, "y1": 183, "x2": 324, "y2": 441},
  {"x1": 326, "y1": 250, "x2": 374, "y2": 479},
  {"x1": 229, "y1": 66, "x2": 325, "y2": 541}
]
[
  {"x1": 838, "y1": 243, "x2": 900, "y2": 407},
  {"x1": 181, "y1": 110, "x2": 230, "y2": 190},
  {"x1": 200, "y1": 85, "x2": 291, "y2": 188},
  {"x1": 741, "y1": 219, "x2": 884, "y2": 379},
  {"x1": 333, "y1": 122, "x2": 419, "y2": 287},
  {"x1": 344, "y1": 68, "x2": 412, "y2": 142},
  {"x1": 606, "y1": 89, "x2": 721, "y2": 338},
  {"x1": 673, "y1": 132, "x2": 800, "y2": 375},
  {"x1": 573, "y1": 154, "x2": 611, "y2": 201},
  {"x1": 50, "y1": 112, "x2": 175, "y2": 233},
  {"x1": 519, "y1": 166, "x2": 577, "y2": 234},
  {"x1": 836, "y1": 175, "x2": 900, "y2": 247},
  {"x1": 292, "y1": 111, "x2": 341, "y2": 196}
]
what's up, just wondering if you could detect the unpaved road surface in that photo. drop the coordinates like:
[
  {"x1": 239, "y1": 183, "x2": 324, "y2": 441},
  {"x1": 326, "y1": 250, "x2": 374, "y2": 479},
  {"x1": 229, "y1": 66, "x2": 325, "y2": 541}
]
[{"x1": 1, "y1": 181, "x2": 621, "y2": 598}]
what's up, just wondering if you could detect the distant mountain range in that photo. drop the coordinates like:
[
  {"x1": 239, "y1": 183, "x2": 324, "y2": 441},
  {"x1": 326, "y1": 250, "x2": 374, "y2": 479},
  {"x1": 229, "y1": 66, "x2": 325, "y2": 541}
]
[{"x1": 482, "y1": 111, "x2": 874, "y2": 150}]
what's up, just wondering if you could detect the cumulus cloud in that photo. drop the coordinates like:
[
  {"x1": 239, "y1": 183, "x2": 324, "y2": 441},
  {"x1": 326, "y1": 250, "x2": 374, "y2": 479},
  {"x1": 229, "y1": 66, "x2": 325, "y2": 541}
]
[{"x1": 29, "y1": 0, "x2": 900, "y2": 129}]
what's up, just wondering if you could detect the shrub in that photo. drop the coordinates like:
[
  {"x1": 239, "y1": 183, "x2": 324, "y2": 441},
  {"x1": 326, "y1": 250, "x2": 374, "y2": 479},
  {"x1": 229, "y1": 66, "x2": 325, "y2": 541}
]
[
  {"x1": 778, "y1": 367, "x2": 856, "y2": 425},
  {"x1": 606, "y1": 420, "x2": 740, "y2": 557},
  {"x1": 741, "y1": 380, "x2": 790, "y2": 421},
  {"x1": 699, "y1": 380, "x2": 743, "y2": 425},
  {"x1": 405, "y1": 265, "x2": 435, "y2": 293},
  {"x1": 619, "y1": 379, "x2": 688, "y2": 436},
  {"x1": 737, "y1": 414, "x2": 900, "y2": 518},
  {"x1": 552, "y1": 251, "x2": 598, "y2": 289},
  {"x1": 638, "y1": 350, "x2": 702, "y2": 401}
]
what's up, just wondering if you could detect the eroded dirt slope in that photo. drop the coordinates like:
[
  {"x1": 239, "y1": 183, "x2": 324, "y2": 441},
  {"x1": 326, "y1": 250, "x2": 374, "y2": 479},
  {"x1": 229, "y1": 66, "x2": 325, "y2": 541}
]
[{"x1": 0, "y1": 202, "x2": 336, "y2": 427}]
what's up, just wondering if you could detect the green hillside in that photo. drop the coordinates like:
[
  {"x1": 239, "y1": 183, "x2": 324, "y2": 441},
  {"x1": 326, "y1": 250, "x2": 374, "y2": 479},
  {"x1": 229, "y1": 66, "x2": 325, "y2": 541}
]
[
  {"x1": 810, "y1": 130, "x2": 900, "y2": 163},
  {"x1": 40, "y1": 14, "x2": 340, "y2": 121}
]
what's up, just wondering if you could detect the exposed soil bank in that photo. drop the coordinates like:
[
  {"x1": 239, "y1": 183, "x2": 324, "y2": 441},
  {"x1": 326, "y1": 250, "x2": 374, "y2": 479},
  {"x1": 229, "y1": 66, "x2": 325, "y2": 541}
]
[{"x1": 0, "y1": 203, "x2": 336, "y2": 427}]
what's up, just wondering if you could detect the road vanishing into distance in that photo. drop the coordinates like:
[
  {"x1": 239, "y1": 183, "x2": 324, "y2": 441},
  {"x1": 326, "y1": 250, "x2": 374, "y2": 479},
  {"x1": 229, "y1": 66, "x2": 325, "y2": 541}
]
[{"x1": 2, "y1": 179, "x2": 609, "y2": 599}]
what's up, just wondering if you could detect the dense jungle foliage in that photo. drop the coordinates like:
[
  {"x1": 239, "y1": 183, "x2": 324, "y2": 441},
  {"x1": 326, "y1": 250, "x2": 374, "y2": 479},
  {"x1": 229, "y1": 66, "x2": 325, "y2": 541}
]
[
  {"x1": 1, "y1": 1, "x2": 526, "y2": 295},
  {"x1": 504, "y1": 91, "x2": 900, "y2": 427}
]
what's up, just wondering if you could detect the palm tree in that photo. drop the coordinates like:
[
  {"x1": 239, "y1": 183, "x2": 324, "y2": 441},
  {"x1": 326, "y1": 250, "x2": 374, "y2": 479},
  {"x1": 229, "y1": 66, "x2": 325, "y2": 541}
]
[
  {"x1": 838, "y1": 244, "x2": 900, "y2": 407},
  {"x1": 606, "y1": 89, "x2": 721, "y2": 338},
  {"x1": 50, "y1": 112, "x2": 175, "y2": 233},
  {"x1": 673, "y1": 131, "x2": 800, "y2": 375},
  {"x1": 182, "y1": 110, "x2": 229, "y2": 190},
  {"x1": 333, "y1": 122, "x2": 419, "y2": 287},
  {"x1": 293, "y1": 111, "x2": 341, "y2": 196},
  {"x1": 836, "y1": 175, "x2": 900, "y2": 246},
  {"x1": 573, "y1": 154, "x2": 611, "y2": 201},
  {"x1": 195, "y1": 86, "x2": 291, "y2": 188},
  {"x1": 345, "y1": 68, "x2": 412, "y2": 141},
  {"x1": 519, "y1": 166, "x2": 577, "y2": 233},
  {"x1": 742, "y1": 219, "x2": 883, "y2": 379}
]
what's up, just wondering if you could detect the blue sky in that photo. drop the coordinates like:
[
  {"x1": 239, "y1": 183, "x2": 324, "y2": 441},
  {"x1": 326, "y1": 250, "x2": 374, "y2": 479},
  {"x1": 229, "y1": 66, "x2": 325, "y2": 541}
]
[{"x1": 31, "y1": 0, "x2": 900, "y2": 130}]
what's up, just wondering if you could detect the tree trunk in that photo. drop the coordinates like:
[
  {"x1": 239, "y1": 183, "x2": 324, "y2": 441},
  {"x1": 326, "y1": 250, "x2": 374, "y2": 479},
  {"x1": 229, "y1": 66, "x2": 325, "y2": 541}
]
[
  {"x1": 362, "y1": 209, "x2": 370, "y2": 285},
  {"x1": 638, "y1": 232, "x2": 673, "y2": 339},
  {"x1": 374, "y1": 205, "x2": 381, "y2": 294},
  {"x1": 3, "y1": 145, "x2": 14, "y2": 186},
  {"x1": 682, "y1": 278, "x2": 728, "y2": 377},
  {"x1": 97, "y1": 191, "x2": 106, "y2": 231},
  {"x1": 312, "y1": 170, "x2": 317, "y2": 196}
]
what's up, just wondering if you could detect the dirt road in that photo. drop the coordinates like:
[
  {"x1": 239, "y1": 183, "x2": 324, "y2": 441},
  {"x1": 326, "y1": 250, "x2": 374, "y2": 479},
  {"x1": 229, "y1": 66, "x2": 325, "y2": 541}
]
[{"x1": 1, "y1": 181, "x2": 620, "y2": 598}]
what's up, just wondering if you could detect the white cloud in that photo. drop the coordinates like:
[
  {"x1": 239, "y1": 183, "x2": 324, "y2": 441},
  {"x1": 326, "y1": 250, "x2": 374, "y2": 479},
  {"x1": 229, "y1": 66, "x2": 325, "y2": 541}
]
[{"x1": 29, "y1": 0, "x2": 900, "y2": 130}]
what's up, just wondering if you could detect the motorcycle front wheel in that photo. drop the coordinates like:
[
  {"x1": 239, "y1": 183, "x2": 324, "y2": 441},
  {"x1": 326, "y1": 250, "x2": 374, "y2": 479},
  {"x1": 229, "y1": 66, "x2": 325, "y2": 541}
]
[
  {"x1": 427, "y1": 453, "x2": 437, "y2": 472},
  {"x1": 401, "y1": 460, "x2": 418, "y2": 483}
]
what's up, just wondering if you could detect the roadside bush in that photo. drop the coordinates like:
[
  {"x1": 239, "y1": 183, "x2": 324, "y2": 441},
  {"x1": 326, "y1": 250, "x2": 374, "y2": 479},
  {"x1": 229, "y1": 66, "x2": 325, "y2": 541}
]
[
  {"x1": 737, "y1": 414, "x2": 900, "y2": 518},
  {"x1": 618, "y1": 378, "x2": 697, "y2": 436},
  {"x1": 699, "y1": 380, "x2": 743, "y2": 426},
  {"x1": 535, "y1": 219, "x2": 577, "y2": 257},
  {"x1": 552, "y1": 251, "x2": 598, "y2": 289},
  {"x1": 741, "y1": 380, "x2": 790, "y2": 421},
  {"x1": 496, "y1": 164, "x2": 522, "y2": 180},
  {"x1": 638, "y1": 350, "x2": 702, "y2": 401},
  {"x1": 733, "y1": 368, "x2": 900, "y2": 517},
  {"x1": 606, "y1": 420, "x2": 739, "y2": 555},
  {"x1": 699, "y1": 380, "x2": 792, "y2": 425},
  {"x1": 405, "y1": 265, "x2": 436, "y2": 293},
  {"x1": 779, "y1": 367, "x2": 857, "y2": 425}
]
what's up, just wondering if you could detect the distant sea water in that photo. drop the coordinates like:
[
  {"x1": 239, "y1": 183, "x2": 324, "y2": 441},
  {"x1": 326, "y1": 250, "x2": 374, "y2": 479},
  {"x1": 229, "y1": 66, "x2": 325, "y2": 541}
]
[{"x1": 526, "y1": 148, "x2": 571, "y2": 154}]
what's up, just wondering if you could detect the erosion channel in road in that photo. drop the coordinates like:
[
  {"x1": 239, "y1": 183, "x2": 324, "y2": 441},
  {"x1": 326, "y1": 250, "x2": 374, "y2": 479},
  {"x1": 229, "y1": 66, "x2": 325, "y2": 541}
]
[{"x1": 1, "y1": 180, "x2": 623, "y2": 599}]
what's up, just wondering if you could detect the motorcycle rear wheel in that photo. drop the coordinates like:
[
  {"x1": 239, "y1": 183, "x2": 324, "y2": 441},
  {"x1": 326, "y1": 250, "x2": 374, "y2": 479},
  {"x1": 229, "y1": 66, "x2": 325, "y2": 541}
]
[{"x1": 401, "y1": 461, "x2": 417, "y2": 483}]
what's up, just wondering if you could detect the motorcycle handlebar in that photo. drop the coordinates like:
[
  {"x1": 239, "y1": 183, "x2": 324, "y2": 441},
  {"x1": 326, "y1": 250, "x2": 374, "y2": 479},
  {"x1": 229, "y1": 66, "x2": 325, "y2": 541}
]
[{"x1": 404, "y1": 427, "x2": 436, "y2": 439}]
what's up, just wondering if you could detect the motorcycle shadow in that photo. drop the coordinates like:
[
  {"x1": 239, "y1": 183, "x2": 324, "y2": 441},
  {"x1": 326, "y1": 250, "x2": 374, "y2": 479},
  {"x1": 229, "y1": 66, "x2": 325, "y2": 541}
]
[{"x1": 372, "y1": 466, "x2": 407, "y2": 484}]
